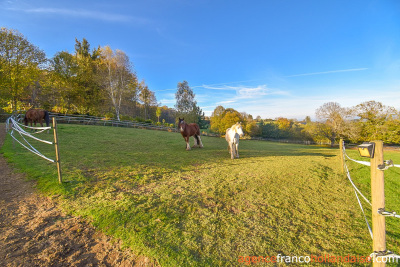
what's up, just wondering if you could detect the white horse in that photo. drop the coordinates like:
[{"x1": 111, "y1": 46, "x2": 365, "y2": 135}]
[{"x1": 225, "y1": 122, "x2": 244, "y2": 159}]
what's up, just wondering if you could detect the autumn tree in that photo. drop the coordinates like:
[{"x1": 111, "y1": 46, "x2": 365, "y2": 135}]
[
  {"x1": 245, "y1": 121, "x2": 261, "y2": 137},
  {"x1": 156, "y1": 107, "x2": 162, "y2": 123},
  {"x1": 315, "y1": 102, "x2": 350, "y2": 146},
  {"x1": 73, "y1": 38, "x2": 103, "y2": 114},
  {"x1": 0, "y1": 27, "x2": 46, "y2": 111},
  {"x1": 139, "y1": 80, "x2": 157, "y2": 120},
  {"x1": 157, "y1": 105, "x2": 177, "y2": 125},
  {"x1": 354, "y1": 100, "x2": 398, "y2": 141},
  {"x1": 276, "y1": 117, "x2": 291, "y2": 131},
  {"x1": 48, "y1": 51, "x2": 79, "y2": 113},
  {"x1": 210, "y1": 106, "x2": 225, "y2": 133},
  {"x1": 210, "y1": 106, "x2": 243, "y2": 134}
]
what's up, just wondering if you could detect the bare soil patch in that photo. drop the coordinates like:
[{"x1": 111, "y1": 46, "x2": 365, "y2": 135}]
[{"x1": 0, "y1": 124, "x2": 154, "y2": 267}]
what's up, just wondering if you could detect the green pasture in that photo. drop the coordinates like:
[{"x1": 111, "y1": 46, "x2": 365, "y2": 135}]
[{"x1": 2, "y1": 123, "x2": 400, "y2": 266}]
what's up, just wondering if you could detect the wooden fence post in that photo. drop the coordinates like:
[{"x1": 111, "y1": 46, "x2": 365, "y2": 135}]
[
  {"x1": 52, "y1": 117, "x2": 62, "y2": 184},
  {"x1": 371, "y1": 140, "x2": 385, "y2": 266},
  {"x1": 339, "y1": 139, "x2": 344, "y2": 174}
]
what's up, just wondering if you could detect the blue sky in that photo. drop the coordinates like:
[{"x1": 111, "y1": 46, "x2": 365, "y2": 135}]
[{"x1": 1, "y1": 0, "x2": 399, "y2": 119}]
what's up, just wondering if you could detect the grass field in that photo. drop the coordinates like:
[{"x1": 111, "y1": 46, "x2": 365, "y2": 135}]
[{"x1": 2, "y1": 123, "x2": 400, "y2": 266}]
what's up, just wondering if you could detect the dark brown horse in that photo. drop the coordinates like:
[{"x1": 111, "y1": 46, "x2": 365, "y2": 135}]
[
  {"x1": 23, "y1": 109, "x2": 50, "y2": 127},
  {"x1": 178, "y1": 118, "x2": 203, "y2": 150}
]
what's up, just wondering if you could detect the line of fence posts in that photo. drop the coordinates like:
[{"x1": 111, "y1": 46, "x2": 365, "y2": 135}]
[{"x1": 340, "y1": 139, "x2": 386, "y2": 267}]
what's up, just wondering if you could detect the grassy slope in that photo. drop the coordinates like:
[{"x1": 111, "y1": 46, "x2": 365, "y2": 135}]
[{"x1": 2, "y1": 124, "x2": 400, "y2": 266}]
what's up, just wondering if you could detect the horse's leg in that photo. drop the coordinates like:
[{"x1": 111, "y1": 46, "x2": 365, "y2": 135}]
[
  {"x1": 193, "y1": 135, "x2": 198, "y2": 148},
  {"x1": 185, "y1": 136, "x2": 191, "y2": 150},
  {"x1": 230, "y1": 142, "x2": 235, "y2": 159},
  {"x1": 197, "y1": 135, "x2": 203, "y2": 148},
  {"x1": 235, "y1": 143, "x2": 239, "y2": 158}
]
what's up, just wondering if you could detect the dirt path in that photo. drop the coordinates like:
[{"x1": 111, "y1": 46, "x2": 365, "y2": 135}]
[{"x1": 0, "y1": 124, "x2": 154, "y2": 267}]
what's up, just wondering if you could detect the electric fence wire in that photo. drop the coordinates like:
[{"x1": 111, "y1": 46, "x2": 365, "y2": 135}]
[
  {"x1": 342, "y1": 147, "x2": 373, "y2": 239},
  {"x1": 342, "y1": 142, "x2": 400, "y2": 260},
  {"x1": 342, "y1": 146, "x2": 372, "y2": 206}
]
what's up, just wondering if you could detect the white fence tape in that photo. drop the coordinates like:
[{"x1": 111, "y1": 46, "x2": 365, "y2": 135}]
[
  {"x1": 11, "y1": 118, "x2": 53, "y2": 145},
  {"x1": 343, "y1": 144, "x2": 400, "y2": 168},
  {"x1": 6, "y1": 116, "x2": 55, "y2": 163}
]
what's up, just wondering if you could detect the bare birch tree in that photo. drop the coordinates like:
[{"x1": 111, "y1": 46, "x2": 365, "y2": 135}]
[{"x1": 100, "y1": 46, "x2": 137, "y2": 120}]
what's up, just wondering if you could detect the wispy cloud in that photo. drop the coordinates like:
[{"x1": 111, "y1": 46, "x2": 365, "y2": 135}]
[
  {"x1": 193, "y1": 79, "x2": 264, "y2": 89},
  {"x1": 216, "y1": 100, "x2": 236, "y2": 105},
  {"x1": 285, "y1": 68, "x2": 368, "y2": 77},
  {"x1": 154, "y1": 88, "x2": 176, "y2": 92},
  {"x1": 200, "y1": 85, "x2": 237, "y2": 91},
  {"x1": 7, "y1": 7, "x2": 145, "y2": 23},
  {"x1": 237, "y1": 85, "x2": 287, "y2": 98},
  {"x1": 204, "y1": 84, "x2": 289, "y2": 102}
]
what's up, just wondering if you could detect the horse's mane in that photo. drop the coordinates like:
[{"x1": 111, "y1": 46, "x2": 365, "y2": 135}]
[{"x1": 231, "y1": 122, "x2": 241, "y2": 131}]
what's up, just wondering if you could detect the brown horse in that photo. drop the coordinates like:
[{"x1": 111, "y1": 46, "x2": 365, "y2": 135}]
[
  {"x1": 178, "y1": 118, "x2": 203, "y2": 150},
  {"x1": 23, "y1": 109, "x2": 50, "y2": 127}
]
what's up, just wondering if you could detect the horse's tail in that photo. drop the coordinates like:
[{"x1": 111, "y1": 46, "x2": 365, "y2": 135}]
[{"x1": 44, "y1": 111, "x2": 50, "y2": 127}]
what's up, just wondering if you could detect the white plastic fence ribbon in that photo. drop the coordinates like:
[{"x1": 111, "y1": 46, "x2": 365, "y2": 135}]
[
  {"x1": 343, "y1": 145, "x2": 371, "y2": 166},
  {"x1": 7, "y1": 116, "x2": 55, "y2": 163},
  {"x1": 343, "y1": 142, "x2": 400, "y2": 168},
  {"x1": 11, "y1": 119, "x2": 53, "y2": 145},
  {"x1": 12, "y1": 121, "x2": 53, "y2": 145},
  {"x1": 15, "y1": 127, "x2": 45, "y2": 156},
  {"x1": 345, "y1": 153, "x2": 371, "y2": 166},
  {"x1": 9, "y1": 130, "x2": 55, "y2": 163},
  {"x1": 12, "y1": 118, "x2": 51, "y2": 131}
]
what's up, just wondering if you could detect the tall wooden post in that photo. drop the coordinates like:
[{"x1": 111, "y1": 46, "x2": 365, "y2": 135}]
[
  {"x1": 371, "y1": 140, "x2": 385, "y2": 266},
  {"x1": 52, "y1": 117, "x2": 62, "y2": 184},
  {"x1": 339, "y1": 139, "x2": 344, "y2": 174}
]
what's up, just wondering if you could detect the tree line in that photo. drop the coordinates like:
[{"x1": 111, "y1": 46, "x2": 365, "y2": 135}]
[
  {"x1": 209, "y1": 101, "x2": 400, "y2": 145},
  {"x1": 0, "y1": 27, "x2": 180, "y2": 124}
]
